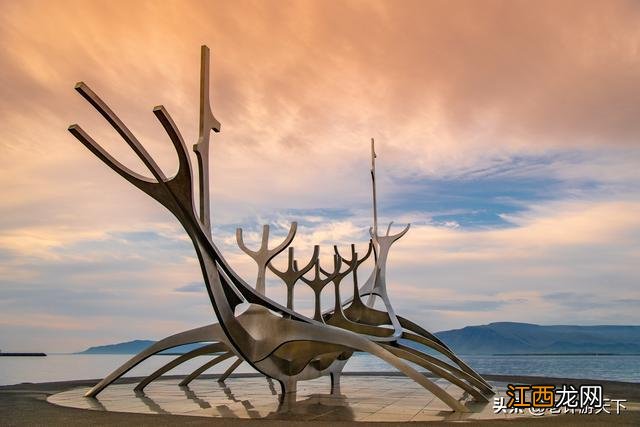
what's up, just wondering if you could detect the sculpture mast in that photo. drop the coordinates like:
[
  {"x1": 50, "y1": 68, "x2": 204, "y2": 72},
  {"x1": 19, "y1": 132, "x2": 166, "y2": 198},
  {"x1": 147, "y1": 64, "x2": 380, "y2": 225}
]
[
  {"x1": 370, "y1": 137, "x2": 378, "y2": 240},
  {"x1": 193, "y1": 45, "x2": 221, "y2": 236},
  {"x1": 368, "y1": 137, "x2": 378, "y2": 306}
]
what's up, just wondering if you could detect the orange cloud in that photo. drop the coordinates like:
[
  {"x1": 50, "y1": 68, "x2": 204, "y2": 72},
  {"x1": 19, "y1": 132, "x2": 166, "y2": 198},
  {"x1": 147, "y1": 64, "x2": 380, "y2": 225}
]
[{"x1": 1, "y1": 1, "x2": 640, "y2": 350}]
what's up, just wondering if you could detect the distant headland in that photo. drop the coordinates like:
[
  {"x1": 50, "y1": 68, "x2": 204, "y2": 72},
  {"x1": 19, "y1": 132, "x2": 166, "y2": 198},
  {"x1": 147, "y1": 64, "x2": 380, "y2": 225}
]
[
  {"x1": 77, "y1": 340, "x2": 204, "y2": 355},
  {"x1": 0, "y1": 351, "x2": 46, "y2": 357}
]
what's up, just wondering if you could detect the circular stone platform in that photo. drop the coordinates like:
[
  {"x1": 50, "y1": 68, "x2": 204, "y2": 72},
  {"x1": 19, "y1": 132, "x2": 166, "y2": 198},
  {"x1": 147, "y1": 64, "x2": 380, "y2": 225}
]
[{"x1": 47, "y1": 375, "x2": 535, "y2": 422}]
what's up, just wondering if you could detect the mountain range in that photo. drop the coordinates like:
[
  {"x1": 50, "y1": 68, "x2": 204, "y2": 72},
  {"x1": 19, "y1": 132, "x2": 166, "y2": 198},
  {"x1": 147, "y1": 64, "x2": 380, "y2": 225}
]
[
  {"x1": 433, "y1": 322, "x2": 640, "y2": 354},
  {"x1": 78, "y1": 322, "x2": 640, "y2": 355}
]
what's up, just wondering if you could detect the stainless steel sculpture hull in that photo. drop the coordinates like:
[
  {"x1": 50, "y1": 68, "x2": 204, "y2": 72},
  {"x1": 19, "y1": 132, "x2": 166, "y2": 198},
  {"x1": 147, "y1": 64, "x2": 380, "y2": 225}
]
[{"x1": 69, "y1": 46, "x2": 492, "y2": 413}]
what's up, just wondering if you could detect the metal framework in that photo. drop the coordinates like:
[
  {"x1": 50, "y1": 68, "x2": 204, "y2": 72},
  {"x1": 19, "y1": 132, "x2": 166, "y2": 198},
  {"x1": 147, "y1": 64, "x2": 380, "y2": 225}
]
[{"x1": 69, "y1": 46, "x2": 493, "y2": 412}]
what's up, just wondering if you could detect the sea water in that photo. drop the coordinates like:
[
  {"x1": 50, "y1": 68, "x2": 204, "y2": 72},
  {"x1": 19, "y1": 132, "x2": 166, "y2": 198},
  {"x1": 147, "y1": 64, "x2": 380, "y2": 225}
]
[{"x1": 1, "y1": 353, "x2": 639, "y2": 386}]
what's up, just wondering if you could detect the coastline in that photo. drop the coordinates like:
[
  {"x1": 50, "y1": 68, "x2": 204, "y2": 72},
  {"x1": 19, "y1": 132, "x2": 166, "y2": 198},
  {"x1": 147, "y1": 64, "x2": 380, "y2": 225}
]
[
  {"x1": 0, "y1": 353, "x2": 46, "y2": 357},
  {"x1": 1, "y1": 373, "x2": 638, "y2": 426}
]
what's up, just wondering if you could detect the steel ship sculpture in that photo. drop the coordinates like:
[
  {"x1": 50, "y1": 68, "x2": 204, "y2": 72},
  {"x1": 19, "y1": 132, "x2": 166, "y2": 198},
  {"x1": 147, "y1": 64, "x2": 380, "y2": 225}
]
[{"x1": 68, "y1": 46, "x2": 493, "y2": 412}]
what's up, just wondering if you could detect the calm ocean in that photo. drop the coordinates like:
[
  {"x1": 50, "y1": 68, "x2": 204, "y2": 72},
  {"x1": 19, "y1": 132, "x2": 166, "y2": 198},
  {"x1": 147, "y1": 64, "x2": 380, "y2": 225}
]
[{"x1": 1, "y1": 353, "x2": 638, "y2": 386}]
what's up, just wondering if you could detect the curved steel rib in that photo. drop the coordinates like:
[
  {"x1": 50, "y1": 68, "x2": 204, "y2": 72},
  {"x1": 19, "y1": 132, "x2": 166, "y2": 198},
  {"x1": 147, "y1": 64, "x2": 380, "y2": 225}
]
[
  {"x1": 318, "y1": 247, "x2": 489, "y2": 400},
  {"x1": 179, "y1": 351, "x2": 235, "y2": 386},
  {"x1": 219, "y1": 357, "x2": 244, "y2": 382},
  {"x1": 135, "y1": 342, "x2": 228, "y2": 392},
  {"x1": 84, "y1": 324, "x2": 224, "y2": 397}
]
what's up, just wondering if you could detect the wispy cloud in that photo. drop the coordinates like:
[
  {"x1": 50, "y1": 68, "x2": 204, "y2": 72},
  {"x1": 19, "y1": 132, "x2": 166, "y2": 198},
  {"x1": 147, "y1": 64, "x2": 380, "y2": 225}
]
[{"x1": 174, "y1": 282, "x2": 205, "y2": 293}]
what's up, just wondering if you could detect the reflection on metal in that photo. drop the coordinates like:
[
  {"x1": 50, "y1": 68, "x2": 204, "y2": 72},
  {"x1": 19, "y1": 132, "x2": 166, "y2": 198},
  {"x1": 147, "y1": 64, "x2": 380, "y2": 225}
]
[
  {"x1": 181, "y1": 386, "x2": 212, "y2": 409},
  {"x1": 134, "y1": 390, "x2": 171, "y2": 414},
  {"x1": 265, "y1": 378, "x2": 278, "y2": 395},
  {"x1": 51, "y1": 375, "x2": 515, "y2": 421},
  {"x1": 70, "y1": 45, "x2": 491, "y2": 412}
]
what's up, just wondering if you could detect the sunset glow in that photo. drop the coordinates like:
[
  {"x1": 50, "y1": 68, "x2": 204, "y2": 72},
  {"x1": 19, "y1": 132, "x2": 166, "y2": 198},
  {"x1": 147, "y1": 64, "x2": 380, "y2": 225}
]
[{"x1": 1, "y1": 0, "x2": 639, "y2": 352}]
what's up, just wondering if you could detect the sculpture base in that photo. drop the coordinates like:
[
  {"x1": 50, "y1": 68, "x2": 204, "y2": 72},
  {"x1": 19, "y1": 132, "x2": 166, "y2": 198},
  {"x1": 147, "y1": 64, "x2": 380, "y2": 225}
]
[{"x1": 49, "y1": 374, "x2": 531, "y2": 422}]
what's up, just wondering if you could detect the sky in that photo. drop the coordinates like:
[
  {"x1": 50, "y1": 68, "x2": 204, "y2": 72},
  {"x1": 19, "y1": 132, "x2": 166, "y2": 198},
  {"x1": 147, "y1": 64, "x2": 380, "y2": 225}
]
[{"x1": 1, "y1": 0, "x2": 639, "y2": 352}]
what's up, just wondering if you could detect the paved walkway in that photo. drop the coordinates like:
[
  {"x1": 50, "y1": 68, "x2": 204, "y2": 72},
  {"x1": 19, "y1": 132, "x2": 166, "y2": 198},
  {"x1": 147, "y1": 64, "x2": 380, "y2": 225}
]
[{"x1": 1, "y1": 374, "x2": 638, "y2": 426}]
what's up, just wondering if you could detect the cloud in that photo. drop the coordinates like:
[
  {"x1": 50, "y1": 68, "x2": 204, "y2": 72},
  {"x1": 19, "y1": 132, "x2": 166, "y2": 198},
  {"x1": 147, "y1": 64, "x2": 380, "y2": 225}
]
[
  {"x1": 383, "y1": 199, "x2": 640, "y2": 327},
  {"x1": 3, "y1": 193, "x2": 638, "y2": 352},
  {"x1": 0, "y1": 1, "x2": 639, "y2": 351}
]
